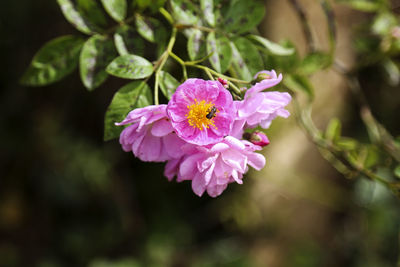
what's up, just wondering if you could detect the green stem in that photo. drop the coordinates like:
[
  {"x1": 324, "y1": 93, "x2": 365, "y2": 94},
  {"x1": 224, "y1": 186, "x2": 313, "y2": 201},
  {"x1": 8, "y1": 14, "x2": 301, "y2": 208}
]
[{"x1": 159, "y1": 7, "x2": 174, "y2": 25}]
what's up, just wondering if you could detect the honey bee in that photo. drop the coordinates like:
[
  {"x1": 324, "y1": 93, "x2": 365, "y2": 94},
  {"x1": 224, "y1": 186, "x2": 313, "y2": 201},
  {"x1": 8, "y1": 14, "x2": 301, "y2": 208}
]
[{"x1": 206, "y1": 106, "x2": 217, "y2": 119}]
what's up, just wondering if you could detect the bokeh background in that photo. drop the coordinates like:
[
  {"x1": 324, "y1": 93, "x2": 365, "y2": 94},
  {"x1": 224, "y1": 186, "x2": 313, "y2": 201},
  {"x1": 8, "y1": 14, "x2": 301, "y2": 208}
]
[{"x1": 1, "y1": 0, "x2": 400, "y2": 266}]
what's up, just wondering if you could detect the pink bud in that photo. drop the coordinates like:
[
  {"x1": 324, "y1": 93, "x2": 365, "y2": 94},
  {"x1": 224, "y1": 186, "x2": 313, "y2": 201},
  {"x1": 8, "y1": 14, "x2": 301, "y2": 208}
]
[
  {"x1": 243, "y1": 131, "x2": 270, "y2": 147},
  {"x1": 217, "y1": 77, "x2": 229, "y2": 88}
]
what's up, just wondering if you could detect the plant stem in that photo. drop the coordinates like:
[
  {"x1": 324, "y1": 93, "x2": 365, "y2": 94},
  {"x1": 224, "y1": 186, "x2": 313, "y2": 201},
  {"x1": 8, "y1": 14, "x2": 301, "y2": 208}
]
[{"x1": 159, "y1": 7, "x2": 174, "y2": 25}]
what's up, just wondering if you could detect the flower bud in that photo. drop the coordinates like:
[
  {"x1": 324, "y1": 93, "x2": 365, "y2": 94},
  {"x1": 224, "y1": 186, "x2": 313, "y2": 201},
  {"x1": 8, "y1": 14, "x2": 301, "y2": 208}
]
[
  {"x1": 243, "y1": 131, "x2": 270, "y2": 147},
  {"x1": 252, "y1": 72, "x2": 271, "y2": 84},
  {"x1": 217, "y1": 77, "x2": 229, "y2": 88}
]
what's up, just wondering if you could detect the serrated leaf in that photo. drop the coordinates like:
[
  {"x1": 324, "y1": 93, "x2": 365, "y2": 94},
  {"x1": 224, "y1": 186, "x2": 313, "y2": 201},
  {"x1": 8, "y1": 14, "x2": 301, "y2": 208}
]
[
  {"x1": 170, "y1": 0, "x2": 198, "y2": 25},
  {"x1": 230, "y1": 37, "x2": 263, "y2": 81},
  {"x1": 21, "y1": 35, "x2": 84, "y2": 86},
  {"x1": 104, "y1": 81, "x2": 152, "y2": 141},
  {"x1": 248, "y1": 35, "x2": 295, "y2": 56},
  {"x1": 223, "y1": 0, "x2": 265, "y2": 34},
  {"x1": 325, "y1": 118, "x2": 342, "y2": 142},
  {"x1": 206, "y1": 32, "x2": 232, "y2": 73},
  {"x1": 57, "y1": 0, "x2": 97, "y2": 34},
  {"x1": 114, "y1": 25, "x2": 145, "y2": 56},
  {"x1": 101, "y1": 0, "x2": 127, "y2": 22},
  {"x1": 187, "y1": 30, "x2": 207, "y2": 61},
  {"x1": 106, "y1": 55, "x2": 153, "y2": 79},
  {"x1": 283, "y1": 74, "x2": 314, "y2": 99},
  {"x1": 158, "y1": 71, "x2": 180, "y2": 100},
  {"x1": 200, "y1": 0, "x2": 215, "y2": 27},
  {"x1": 76, "y1": 0, "x2": 108, "y2": 28},
  {"x1": 80, "y1": 35, "x2": 117, "y2": 90}
]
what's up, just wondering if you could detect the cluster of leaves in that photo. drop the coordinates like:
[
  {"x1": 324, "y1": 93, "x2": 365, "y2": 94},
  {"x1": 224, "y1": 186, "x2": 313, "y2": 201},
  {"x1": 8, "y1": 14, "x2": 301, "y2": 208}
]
[{"x1": 21, "y1": 0, "x2": 293, "y2": 141}]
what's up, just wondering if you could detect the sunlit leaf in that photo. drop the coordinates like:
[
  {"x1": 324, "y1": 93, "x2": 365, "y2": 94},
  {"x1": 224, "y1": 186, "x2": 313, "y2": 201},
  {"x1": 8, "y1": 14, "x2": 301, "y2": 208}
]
[
  {"x1": 200, "y1": 0, "x2": 216, "y2": 27},
  {"x1": 76, "y1": 0, "x2": 108, "y2": 28},
  {"x1": 104, "y1": 81, "x2": 152, "y2": 141},
  {"x1": 170, "y1": 0, "x2": 198, "y2": 25},
  {"x1": 158, "y1": 71, "x2": 180, "y2": 100},
  {"x1": 106, "y1": 54, "x2": 153, "y2": 79},
  {"x1": 206, "y1": 32, "x2": 232, "y2": 73},
  {"x1": 187, "y1": 30, "x2": 207, "y2": 61},
  {"x1": 21, "y1": 35, "x2": 84, "y2": 86},
  {"x1": 57, "y1": 0, "x2": 97, "y2": 34},
  {"x1": 230, "y1": 37, "x2": 263, "y2": 81},
  {"x1": 223, "y1": 0, "x2": 265, "y2": 34},
  {"x1": 283, "y1": 74, "x2": 314, "y2": 99},
  {"x1": 80, "y1": 35, "x2": 117, "y2": 90},
  {"x1": 336, "y1": 137, "x2": 359, "y2": 151},
  {"x1": 135, "y1": 15, "x2": 157, "y2": 42},
  {"x1": 100, "y1": 0, "x2": 127, "y2": 22},
  {"x1": 114, "y1": 25, "x2": 145, "y2": 56},
  {"x1": 248, "y1": 35, "x2": 295, "y2": 56}
]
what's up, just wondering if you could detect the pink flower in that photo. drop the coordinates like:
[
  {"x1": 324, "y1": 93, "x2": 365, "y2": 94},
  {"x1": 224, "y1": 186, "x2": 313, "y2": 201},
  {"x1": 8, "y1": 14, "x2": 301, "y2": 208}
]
[
  {"x1": 116, "y1": 105, "x2": 186, "y2": 162},
  {"x1": 168, "y1": 136, "x2": 266, "y2": 197},
  {"x1": 232, "y1": 70, "x2": 291, "y2": 137},
  {"x1": 167, "y1": 78, "x2": 235, "y2": 146},
  {"x1": 243, "y1": 131, "x2": 270, "y2": 147}
]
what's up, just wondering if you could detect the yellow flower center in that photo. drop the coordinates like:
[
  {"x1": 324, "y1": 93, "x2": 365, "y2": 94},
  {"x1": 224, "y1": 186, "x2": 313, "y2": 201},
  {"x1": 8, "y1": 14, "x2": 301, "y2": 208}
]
[{"x1": 186, "y1": 99, "x2": 219, "y2": 131}]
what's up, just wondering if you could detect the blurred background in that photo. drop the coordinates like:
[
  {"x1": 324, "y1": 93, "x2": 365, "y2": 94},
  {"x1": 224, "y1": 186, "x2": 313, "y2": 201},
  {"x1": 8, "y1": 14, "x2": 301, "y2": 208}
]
[{"x1": 1, "y1": 0, "x2": 400, "y2": 266}]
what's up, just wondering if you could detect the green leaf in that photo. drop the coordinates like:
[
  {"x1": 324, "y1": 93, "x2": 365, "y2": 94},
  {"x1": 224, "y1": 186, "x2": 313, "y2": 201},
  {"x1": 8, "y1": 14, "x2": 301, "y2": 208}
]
[
  {"x1": 394, "y1": 165, "x2": 400, "y2": 179},
  {"x1": 21, "y1": 35, "x2": 84, "y2": 86},
  {"x1": 248, "y1": 35, "x2": 295, "y2": 56},
  {"x1": 223, "y1": 0, "x2": 265, "y2": 34},
  {"x1": 230, "y1": 37, "x2": 263, "y2": 81},
  {"x1": 200, "y1": 0, "x2": 216, "y2": 27},
  {"x1": 363, "y1": 145, "x2": 381, "y2": 169},
  {"x1": 57, "y1": 0, "x2": 97, "y2": 34},
  {"x1": 206, "y1": 32, "x2": 232, "y2": 73},
  {"x1": 104, "y1": 81, "x2": 152, "y2": 141},
  {"x1": 76, "y1": 0, "x2": 108, "y2": 28},
  {"x1": 135, "y1": 16, "x2": 163, "y2": 43},
  {"x1": 187, "y1": 30, "x2": 207, "y2": 61},
  {"x1": 372, "y1": 12, "x2": 398, "y2": 35},
  {"x1": 114, "y1": 25, "x2": 145, "y2": 56},
  {"x1": 80, "y1": 35, "x2": 117, "y2": 90},
  {"x1": 106, "y1": 55, "x2": 153, "y2": 79},
  {"x1": 336, "y1": 137, "x2": 358, "y2": 151},
  {"x1": 170, "y1": 0, "x2": 198, "y2": 25},
  {"x1": 283, "y1": 74, "x2": 314, "y2": 99},
  {"x1": 325, "y1": 118, "x2": 342, "y2": 142},
  {"x1": 134, "y1": 0, "x2": 167, "y2": 13},
  {"x1": 299, "y1": 52, "x2": 332, "y2": 75},
  {"x1": 337, "y1": 0, "x2": 384, "y2": 12},
  {"x1": 158, "y1": 71, "x2": 180, "y2": 100},
  {"x1": 100, "y1": 0, "x2": 127, "y2": 22}
]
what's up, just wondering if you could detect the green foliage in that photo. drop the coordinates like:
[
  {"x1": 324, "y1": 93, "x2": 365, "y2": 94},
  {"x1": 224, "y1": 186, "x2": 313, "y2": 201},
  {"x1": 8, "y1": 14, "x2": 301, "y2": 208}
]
[
  {"x1": 114, "y1": 25, "x2": 145, "y2": 56},
  {"x1": 325, "y1": 118, "x2": 342, "y2": 143},
  {"x1": 100, "y1": 0, "x2": 127, "y2": 22},
  {"x1": 230, "y1": 37, "x2": 263, "y2": 81},
  {"x1": 248, "y1": 34, "x2": 295, "y2": 56},
  {"x1": 104, "y1": 81, "x2": 152, "y2": 141},
  {"x1": 80, "y1": 35, "x2": 117, "y2": 90},
  {"x1": 76, "y1": 0, "x2": 108, "y2": 28},
  {"x1": 21, "y1": 35, "x2": 84, "y2": 86},
  {"x1": 299, "y1": 52, "x2": 332, "y2": 75},
  {"x1": 57, "y1": 0, "x2": 98, "y2": 34},
  {"x1": 206, "y1": 32, "x2": 232, "y2": 73},
  {"x1": 223, "y1": 0, "x2": 265, "y2": 34},
  {"x1": 187, "y1": 30, "x2": 207, "y2": 61},
  {"x1": 283, "y1": 74, "x2": 314, "y2": 99},
  {"x1": 106, "y1": 54, "x2": 153, "y2": 79},
  {"x1": 158, "y1": 71, "x2": 180, "y2": 100}
]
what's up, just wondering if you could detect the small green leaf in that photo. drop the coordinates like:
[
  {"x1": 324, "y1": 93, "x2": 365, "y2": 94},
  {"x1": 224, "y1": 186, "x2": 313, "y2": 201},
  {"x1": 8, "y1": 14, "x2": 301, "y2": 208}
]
[
  {"x1": 80, "y1": 35, "x2": 117, "y2": 90},
  {"x1": 248, "y1": 35, "x2": 295, "y2": 56},
  {"x1": 100, "y1": 0, "x2": 127, "y2": 22},
  {"x1": 337, "y1": 0, "x2": 384, "y2": 12},
  {"x1": 57, "y1": 0, "x2": 97, "y2": 34},
  {"x1": 21, "y1": 35, "x2": 84, "y2": 86},
  {"x1": 325, "y1": 118, "x2": 342, "y2": 143},
  {"x1": 283, "y1": 74, "x2": 314, "y2": 99},
  {"x1": 336, "y1": 137, "x2": 358, "y2": 151},
  {"x1": 394, "y1": 165, "x2": 400, "y2": 179},
  {"x1": 200, "y1": 0, "x2": 216, "y2": 27},
  {"x1": 230, "y1": 37, "x2": 263, "y2": 81},
  {"x1": 104, "y1": 81, "x2": 152, "y2": 141},
  {"x1": 106, "y1": 55, "x2": 153, "y2": 79},
  {"x1": 223, "y1": 0, "x2": 265, "y2": 34},
  {"x1": 363, "y1": 145, "x2": 381, "y2": 169},
  {"x1": 114, "y1": 25, "x2": 145, "y2": 56},
  {"x1": 158, "y1": 71, "x2": 180, "y2": 100},
  {"x1": 170, "y1": 0, "x2": 198, "y2": 25},
  {"x1": 135, "y1": 16, "x2": 161, "y2": 43},
  {"x1": 206, "y1": 32, "x2": 232, "y2": 73},
  {"x1": 187, "y1": 30, "x2": 207, "y2": 61},
  {"x1": 299, "y1": 52, "x2": 332, "y2": 75},
  {"x1": 76, "y1": 0, "x2": 108, "y2": 28}
]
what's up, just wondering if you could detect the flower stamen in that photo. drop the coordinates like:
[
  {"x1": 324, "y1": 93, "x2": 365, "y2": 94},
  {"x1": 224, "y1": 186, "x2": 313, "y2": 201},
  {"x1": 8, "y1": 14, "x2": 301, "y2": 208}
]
[{"x1": 186, "y1": 99, "x2": 219, "y2": 130}]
